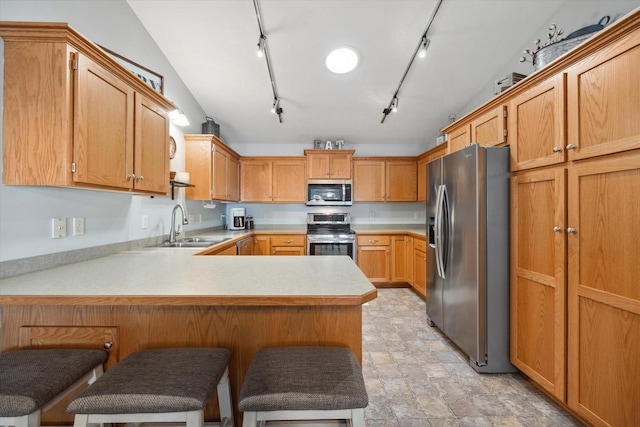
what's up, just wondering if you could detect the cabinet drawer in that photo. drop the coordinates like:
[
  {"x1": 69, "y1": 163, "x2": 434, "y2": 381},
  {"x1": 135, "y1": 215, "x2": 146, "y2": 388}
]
[
  {"x1": 270, "y1": 235, "x2": 305, "y2": 246},
  {"x1": 413, "y1": 238, "x2": 427, "y2": 251},
  {"x1": 357, "y1": 235, "x2": 390, "y2": 246}
]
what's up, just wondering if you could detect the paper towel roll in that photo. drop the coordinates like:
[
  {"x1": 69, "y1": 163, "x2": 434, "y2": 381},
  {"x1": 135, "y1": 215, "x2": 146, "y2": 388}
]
[{"x1": 175, "y1": 172, "x2": 189, "y2": 183}]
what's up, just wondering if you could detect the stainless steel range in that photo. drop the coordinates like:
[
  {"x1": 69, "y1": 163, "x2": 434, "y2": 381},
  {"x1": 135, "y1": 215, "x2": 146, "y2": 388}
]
[{"x1": 306, "y1": 213, "x2": 356, "y2": 261}]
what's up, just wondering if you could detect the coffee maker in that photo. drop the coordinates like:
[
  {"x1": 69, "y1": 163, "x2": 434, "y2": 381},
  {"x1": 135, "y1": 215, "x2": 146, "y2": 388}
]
[{"x1": 228, "y1": 207, "x2": 246, "y2": 230}]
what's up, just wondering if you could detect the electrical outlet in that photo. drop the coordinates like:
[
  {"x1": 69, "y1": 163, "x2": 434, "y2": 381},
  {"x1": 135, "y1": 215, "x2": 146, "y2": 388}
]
[
  {"x1": 72, "y1": 217, "x2": 85, "y2": 235},
  {"x1": 141, "y1": 215, "x2": 149, "y2": 229},
  {"x1": 51, "y1": 218, "x2": 66, "y2": 238},
  {"x1": 188, "y1": 214, "x2": 195, "y2": 223},
  {"x1": 414, "y1": 212, "x2": 419, "y2": 219},
  {"x1": 369, "y1": 212, "x2": 375, "y2": 220},
  {"x1": 198, "y1": 214, "x2": 203, "y2": 223}
]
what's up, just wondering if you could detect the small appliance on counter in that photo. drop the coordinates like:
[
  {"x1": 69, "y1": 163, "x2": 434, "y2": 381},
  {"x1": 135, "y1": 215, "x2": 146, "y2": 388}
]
[{"x1": 228, "y1": 207, "x2": 246, "y2": 230}]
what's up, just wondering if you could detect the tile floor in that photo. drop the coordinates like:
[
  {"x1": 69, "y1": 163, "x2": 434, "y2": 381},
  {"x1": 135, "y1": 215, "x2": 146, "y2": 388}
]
[{"x1": 361, "y1": 288, "x2": 584, "y2": 427}]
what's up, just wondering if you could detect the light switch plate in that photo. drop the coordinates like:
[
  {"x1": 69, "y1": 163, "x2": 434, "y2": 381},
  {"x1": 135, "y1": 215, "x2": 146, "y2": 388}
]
[{"x1": 73, "y1": 217, "x2": 85, "y2": 236}]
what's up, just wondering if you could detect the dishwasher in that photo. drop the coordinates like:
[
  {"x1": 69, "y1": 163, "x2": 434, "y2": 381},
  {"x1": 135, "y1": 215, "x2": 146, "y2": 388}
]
[{"x1": 236, "y1": 237, "x2": 253, "y2": 255}]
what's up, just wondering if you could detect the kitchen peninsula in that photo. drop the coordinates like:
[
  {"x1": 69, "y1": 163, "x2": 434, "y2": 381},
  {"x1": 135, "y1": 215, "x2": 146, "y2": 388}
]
[{"x1": 0, "y1": 252, "x2": 376, "y2": 424}]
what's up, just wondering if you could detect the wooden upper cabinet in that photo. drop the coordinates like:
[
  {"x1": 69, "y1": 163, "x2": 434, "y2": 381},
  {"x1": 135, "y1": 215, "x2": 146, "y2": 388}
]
[
  {"x1": 566, "y1": 31, "x2": 640, "y2": 161},
  {"x1": 241, "y1": 157, "x2": 305, "y2": 203},
  {"x1": 272, "y1": 159, "x2": 306, "y2": 202},
  {"x1": 134, "y1": 94, "x2": 170, "y2": 194},
  {"x1": 509, "y1": 74, "x2": 566, "y2": 171},
  {"x1": 305, "y1": 150, "x2": 354, "y2": 179},
  {"x1": 184, "y1": 134, "x2": 240, "y2": 201},
  {"x1": 510, "y1": 167, "x2": 567, "y2": 402},
  {"x1": 386, "y1": 160, "x2": 417, "y2": 202},
  {"x1": 472, "y1": 105, "x2": 507, "y2": 147},
  {"x1": 417, "y1": 143, "x2": 447, "y2": 202},
  {"x1": 241, "y1": 159, "x2": 273, "y2": 202},
  {"x1": 447, "y1": 123, "x2": 471, "y2": 154},
  {"x1": 353, "y1": 158, "x2": 417, "y2": 202},
  {"x1": 353, "y1": 160, "x2": 386, "y2": 202},
  {"x1": 0, "y1": 22, "x2": 174, "y2": 195}
]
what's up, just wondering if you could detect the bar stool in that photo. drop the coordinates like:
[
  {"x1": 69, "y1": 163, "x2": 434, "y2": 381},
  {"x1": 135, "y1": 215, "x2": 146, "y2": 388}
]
[
  {"x1": 239, "y1": 346, "x2": 368, "y2": 427},
  {"x1": 0, "y1": 348, "x2": 108, "y2": 427},
  {"x1": 67, "y1": 347, "x2": 233, "y2": 427}
]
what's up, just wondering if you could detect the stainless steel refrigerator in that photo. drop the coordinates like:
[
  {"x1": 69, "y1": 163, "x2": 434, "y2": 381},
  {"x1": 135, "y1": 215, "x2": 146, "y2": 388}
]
[{"x1": 426, "y1": 144, "x2": 515, "y2": 373}]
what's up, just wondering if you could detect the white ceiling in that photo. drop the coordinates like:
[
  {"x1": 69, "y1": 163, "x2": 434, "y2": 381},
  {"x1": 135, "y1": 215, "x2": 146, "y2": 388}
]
[{"x1": 127, "y1": 0, "x2": 565, "y2": 146}]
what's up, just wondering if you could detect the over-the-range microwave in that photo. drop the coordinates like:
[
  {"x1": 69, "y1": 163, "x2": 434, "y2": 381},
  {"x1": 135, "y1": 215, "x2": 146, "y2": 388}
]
[{"x1": 306, "y1": 179, "x2": 352, "y2": 206}]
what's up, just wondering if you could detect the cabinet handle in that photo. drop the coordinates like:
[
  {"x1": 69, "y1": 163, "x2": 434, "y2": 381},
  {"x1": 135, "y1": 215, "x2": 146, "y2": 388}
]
[
  {"x1": 284, "y1": 240, "x2": 292, "y2": 243},
  {"x1": 567, "y1": 227, "x2": 577, "y2": 234},
  {"x1": 566, "y1": 144, "x2": 576, "y2": 150},
  {"x1": 553, "y1": 226, "x2": 562, "y2": 232},
  {"x1": 103, "y1": 342, "x2": 113, "y2": 349},
  {"x1": 137, "y1": 175, "x2": 144, "y2": 181},
  {"x1": 128, "y1": 173, "x2": 136, "y2": 180},
  {"x1": 369, "y1": 239, "x2": 378, "y2": 243},
  {"x1": 552, "y1": 147, "x2": 562, "y2": 153}
]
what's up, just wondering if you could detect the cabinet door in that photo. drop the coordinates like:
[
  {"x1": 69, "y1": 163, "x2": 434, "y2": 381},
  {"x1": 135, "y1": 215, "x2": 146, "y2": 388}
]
[
  {"x1": 472, "y1": 105, "x2": 506, "y2": 147},
  {"x1": 386, "y1": 161, "x2": 417, "y2": 202},
  {"x1": 567, "y1": 34, "x2": 640, "y2": 161},
  {"x1": 328, "y1": 152, "x2": 352, "y2": 178},
  {"x1": 417, "y1": 159, "x2": 428, "y2": 202},
  {"x1": 74, "y1": 54, "x2": 134, "y2": 189},
  {"x1": 448, "y1": 123, "x2": 471, "y2": 153},
  {"x1": 253, "y1": 235, "x2": 269, "y2": 255},
  {"x1": 228, "y1": 154, "x2": 240, "y2": 201},
  {"x1": 241, "y1": 160, "x2": 273, "y2": 202},
  {"x1": 212, "y1": 145, "x2": 229, "y2": 200},
  {"x1": 357, "y1": 245, "x2": 390, "y2": 283},
  {"x1": 412, "y1": 249, "x2": 426, "y2": 298},
  {"x1": 307, "y1": 153, "x2": 330, "y2": 179},
  {"x1": 510, "y1": 167, "x2": 566, "y2": 401},
  {"x1": 271, "y1": 246, "x2": 305, "y2": 256},
  {"x1": 134, "y1": 94, "x2": 169, "y2": 194},
  {"x1": 566, "y1": 151, "x2": 640, "y2": 427},
  {"x1": 390, "y1": 235, "x2": 408, "y2": 283},
  {"x1": 272, "y1": 159, "x2": 306, "y2": 202},
  {"x1": 353, "y1": 160, "x2": 385, "y2": 202},
  {"x1": 185, "y1": 137, "x2": 213, "y2": 200},
  {"x1": 509, "y1": 74, "x2": 566, "y2": 171}
]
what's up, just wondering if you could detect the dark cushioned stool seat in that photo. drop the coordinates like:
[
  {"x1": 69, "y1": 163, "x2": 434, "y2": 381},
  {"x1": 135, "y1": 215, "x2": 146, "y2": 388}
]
[
  {"x1": 0, "y1": 348, "x2": 108, "y2": 417},
  {"x1": 239, "y1": 346, "x2": 368, "y2": 412},
  {"x1": 68, "y1": 347, "x2": 231, "y2": 414}
]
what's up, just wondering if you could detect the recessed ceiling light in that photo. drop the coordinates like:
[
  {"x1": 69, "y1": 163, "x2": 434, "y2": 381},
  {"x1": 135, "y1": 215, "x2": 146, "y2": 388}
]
[{"x1": 325, "y1": 47, "x2": 359, "y2": 74}]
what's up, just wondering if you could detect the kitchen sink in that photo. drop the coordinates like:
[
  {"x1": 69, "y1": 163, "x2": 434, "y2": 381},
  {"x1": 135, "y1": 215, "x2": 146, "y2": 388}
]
[{"x1": 151, "y1": 237, "x2": 231, "y2": 248}]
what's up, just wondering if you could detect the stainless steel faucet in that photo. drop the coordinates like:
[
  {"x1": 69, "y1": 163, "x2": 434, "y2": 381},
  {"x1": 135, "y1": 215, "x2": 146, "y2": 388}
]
[{"x1": 169, "y1": 204, "x2": 189, "y2": 243}]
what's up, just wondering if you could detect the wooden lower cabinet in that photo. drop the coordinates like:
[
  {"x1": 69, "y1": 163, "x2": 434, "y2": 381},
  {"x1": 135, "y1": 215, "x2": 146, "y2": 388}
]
[
  {"x1": 253, "y1": 235, "x2": 269, "y2": 255},
  {"x1": 270, "y1": 234, "x2": 306, "y2": 256},
  {"x1": 510, "y1": 166, "x2": 567, "y2": 401},
  {"x1": 390, "y1": 236, "x2": 409, "y2": 284},
  {"x1": 566, "y1": 151, "x2": 640, "y2": 427},
  {"x1": 412, "y1": 237, "x2": 428, "y2": 298},
  {"x1": 356, "y1": 235, "x2": 390, "y2": 284}
]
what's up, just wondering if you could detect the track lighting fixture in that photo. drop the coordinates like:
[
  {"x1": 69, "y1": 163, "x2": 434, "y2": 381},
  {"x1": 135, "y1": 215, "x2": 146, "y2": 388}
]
[
  {"x1": 256, "y1": 34, "x2": 266, "y2": 58},
  {"x1": 381, "y1": 0, "x2": 442, "y2": 123},
  {"x1": 253, "y1": 0, "x2": 283, "y2": 123},
  {"x1": 169, "y1": 109, "x2": 189, "y2": 127},
  {"x1": 418, "y1": 36, "x2": 431, "y2": 59}
]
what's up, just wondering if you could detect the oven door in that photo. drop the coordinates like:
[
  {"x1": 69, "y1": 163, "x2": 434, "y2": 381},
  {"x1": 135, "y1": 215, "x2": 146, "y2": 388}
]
[{"x1": 307, "y1": 239, "x2": 356, "y2": 262}]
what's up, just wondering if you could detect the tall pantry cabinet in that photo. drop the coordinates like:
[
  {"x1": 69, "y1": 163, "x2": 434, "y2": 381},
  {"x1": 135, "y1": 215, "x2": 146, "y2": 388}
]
[{"x1": 508, "y1": 10, "x2": 640, "y2": 427}]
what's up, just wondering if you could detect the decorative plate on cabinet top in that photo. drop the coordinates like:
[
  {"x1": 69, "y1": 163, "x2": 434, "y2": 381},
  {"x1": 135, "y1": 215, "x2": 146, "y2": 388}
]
[{"x1": 169, "y1": 136, "x2": 177, "y2": 159}]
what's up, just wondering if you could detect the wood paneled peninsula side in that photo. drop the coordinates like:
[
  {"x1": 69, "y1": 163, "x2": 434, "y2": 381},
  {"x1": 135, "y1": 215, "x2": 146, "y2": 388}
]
[{"x1": 0, "y1": 253, "x2": 376, "y2": 424}]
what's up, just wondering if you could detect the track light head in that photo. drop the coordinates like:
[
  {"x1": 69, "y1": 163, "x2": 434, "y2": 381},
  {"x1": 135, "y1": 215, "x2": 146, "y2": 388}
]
[
  {"x1": 391, "y1": 97, "x2": 399, "y2": 113},
  {"x1": 418, "y1": 36, "x2": 430, "y2": 58},
  {"x1": 257, "y1": 34, "x2": 266, "y2": 58},
  {"x1": 271, "y1": 98, "x2": 280, "y2": 114}
]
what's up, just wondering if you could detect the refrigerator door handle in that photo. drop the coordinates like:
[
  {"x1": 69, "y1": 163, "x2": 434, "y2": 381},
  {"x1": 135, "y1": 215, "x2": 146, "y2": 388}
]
[
  {"x1": 434, "y1": 184, "x2": 445, "y2": 278},
  {"x1": 441, "y1": 184, "x2": 450, "y2": 276}
]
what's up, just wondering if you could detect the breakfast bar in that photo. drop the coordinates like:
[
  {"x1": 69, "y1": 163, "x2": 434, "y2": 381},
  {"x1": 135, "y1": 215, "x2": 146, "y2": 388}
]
[{"x1": 0, "y1": 252, "x2": 377, "y2": 424}]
